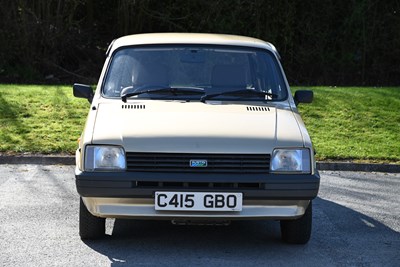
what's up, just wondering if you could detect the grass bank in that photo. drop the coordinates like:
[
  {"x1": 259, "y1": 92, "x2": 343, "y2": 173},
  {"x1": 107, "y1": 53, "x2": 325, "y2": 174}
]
[
  {"x1": 0, "y1": 85, "x2": 399, "y2": 163},
  {"x1": 293, "y1": 86, "x2": 400, "y2": 163},
  {"x1": 0, "y1": 84, "x2": 87, "y2": 153}
]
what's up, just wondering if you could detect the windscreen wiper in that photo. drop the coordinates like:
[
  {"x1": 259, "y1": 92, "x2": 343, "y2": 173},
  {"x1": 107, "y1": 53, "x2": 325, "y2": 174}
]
[
  {"x1": 121, "y1": 86, "x2": 205, "y2": 102},
  {"x1": 200, "y1": 89, "x2": 277, "y2": 103}
]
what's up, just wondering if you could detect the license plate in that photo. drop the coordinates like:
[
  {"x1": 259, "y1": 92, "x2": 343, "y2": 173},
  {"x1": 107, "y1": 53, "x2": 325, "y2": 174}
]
[{"x1": 155, "y1": 192, "x2": 242, "y2": 211}]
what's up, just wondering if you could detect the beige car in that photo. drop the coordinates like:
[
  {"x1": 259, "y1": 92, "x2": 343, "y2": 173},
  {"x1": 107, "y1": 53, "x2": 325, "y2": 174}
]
[{"x1": 73, "y1": 33, "x2": 319, "y2": 244}]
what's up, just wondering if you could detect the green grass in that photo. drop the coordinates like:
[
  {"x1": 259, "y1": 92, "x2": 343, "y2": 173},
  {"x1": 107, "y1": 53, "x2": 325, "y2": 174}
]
[
  {"x1": 0, "y1": 84, "x2": 88, "y2": 154},
  {"x1": 293, "y1": 87, "x2": 400, "y2": 163},
  {"x1": 0, "y1": 85, "x2": 399, "y2": 163}
]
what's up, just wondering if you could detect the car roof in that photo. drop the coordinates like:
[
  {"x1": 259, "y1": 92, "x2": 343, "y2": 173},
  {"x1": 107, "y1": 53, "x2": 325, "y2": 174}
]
[{"x1": 107, "y1": 33, "x2": 280, "y2": 59}]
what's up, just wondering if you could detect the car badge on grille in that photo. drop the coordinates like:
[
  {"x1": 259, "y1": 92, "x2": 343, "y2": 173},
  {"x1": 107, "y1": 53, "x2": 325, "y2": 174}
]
[{"x1": 190, "y1": 159, "x2": 208, "y2": 167}]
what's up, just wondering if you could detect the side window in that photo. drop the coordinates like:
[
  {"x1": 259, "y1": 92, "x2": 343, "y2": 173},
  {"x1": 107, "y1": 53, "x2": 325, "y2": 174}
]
[
  {"x1": 103, "y1": 52, "x2": 135, "y2": 97},
  {"x1": 251, "y1": 52, "x2": 285, "y2": 98}
]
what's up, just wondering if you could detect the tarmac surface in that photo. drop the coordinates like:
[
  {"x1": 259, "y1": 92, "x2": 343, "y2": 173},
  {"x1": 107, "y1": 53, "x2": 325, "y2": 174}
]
[{"x1": 0, "y1": 164, "x2": 399, "y2": 266}]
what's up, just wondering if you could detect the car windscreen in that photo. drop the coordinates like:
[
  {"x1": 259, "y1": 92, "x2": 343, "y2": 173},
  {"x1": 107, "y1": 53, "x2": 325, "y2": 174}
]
[{"x1": 102, "y1": 45, "x2": 288, "y2": 101}]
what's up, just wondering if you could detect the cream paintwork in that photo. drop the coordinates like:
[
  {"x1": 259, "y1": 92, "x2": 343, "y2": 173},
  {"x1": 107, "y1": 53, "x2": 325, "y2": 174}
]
[
  {"x1": 76, "y1": 33, "x2": 315, "y2": 172},
  {"x1": 91, "y1": 100, "x2": 304, "y2": 154},
  {"x1": 76, "y1": 33, "x2": 317, "y2": 223},
  {"x1": 82, "y1": 197, "x2": 310, "y2": 220},
  {"x1": 108, "y1": 33, "x2": 279, "y2": 57}
]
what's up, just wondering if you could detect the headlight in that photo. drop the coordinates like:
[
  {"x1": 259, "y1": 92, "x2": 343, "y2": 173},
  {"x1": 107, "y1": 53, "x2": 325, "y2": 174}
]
[
  {"x1": 84, "y1": 145, "x2": 126, "y2": 171},
  {"x1": 270, "y1": 148, "x2": 311, "y2": 173}
]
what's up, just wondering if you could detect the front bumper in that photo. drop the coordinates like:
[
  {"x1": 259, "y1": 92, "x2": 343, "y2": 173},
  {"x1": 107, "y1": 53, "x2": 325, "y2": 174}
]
[
  {"x1": 76, "y1": 169, "x2": 320, "y2": 200},
  {"x1": 76, "y1": 169, "x2": 319, "y2": 219}
]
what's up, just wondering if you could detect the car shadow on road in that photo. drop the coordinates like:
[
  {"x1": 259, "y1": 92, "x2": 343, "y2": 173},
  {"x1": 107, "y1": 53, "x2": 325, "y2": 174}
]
[{"x1": 83, "y1": 197, "x2": 400, "y2": 266}]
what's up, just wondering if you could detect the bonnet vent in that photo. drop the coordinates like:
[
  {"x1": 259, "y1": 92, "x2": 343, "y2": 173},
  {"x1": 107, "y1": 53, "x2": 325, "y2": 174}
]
[
  {"x1": 122, "y1": 104, "x2": 146, "y2": 110},
  {"x1": 246, "y1": 106, "x2": 270, "y2": 112}
]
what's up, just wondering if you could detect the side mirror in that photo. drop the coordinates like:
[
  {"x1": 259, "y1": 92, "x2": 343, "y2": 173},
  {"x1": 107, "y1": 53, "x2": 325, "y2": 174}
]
[
  {"x1": 294, "y1": 90, "x2": 313, "y2": 105},
  {"x1": 73, "y1": 83, "x2": 93, "y2": 103}
]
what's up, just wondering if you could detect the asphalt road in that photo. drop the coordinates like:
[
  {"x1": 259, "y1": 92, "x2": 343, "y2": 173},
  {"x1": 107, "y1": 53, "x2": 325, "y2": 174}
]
[{"x1": 0, "y1": 165, "x2": 399, "y2": 267}]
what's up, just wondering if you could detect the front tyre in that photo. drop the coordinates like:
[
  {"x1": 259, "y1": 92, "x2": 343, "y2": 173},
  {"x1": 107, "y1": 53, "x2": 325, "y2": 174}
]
[
  {"x1": 280, "y1": 201, "x2": 312, "y2": 244},
  {"x1": 79, "y1": 198, "x2": 105, "y2": 240}
]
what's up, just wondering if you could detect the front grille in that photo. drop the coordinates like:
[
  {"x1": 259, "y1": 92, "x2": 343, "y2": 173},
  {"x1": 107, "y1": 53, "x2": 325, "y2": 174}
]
[
  {"x1": 126, "y1": 152, "x2": 270, "y2": 173},
  {"x1": 136, "y1": 181, "x2": 264, "y2": 190}
]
